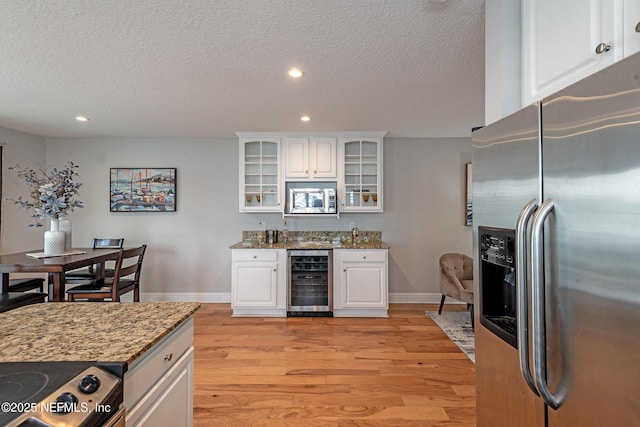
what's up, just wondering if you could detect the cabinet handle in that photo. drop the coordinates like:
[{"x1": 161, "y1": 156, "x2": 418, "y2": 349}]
[
  {"x1": 343, "y1": 268, "x2": 347, "y2": 272},
  {"x1": 253, "y1": 255, "x2": 258, "y2": 259},
  {"x1": 273, "y1": 269, "x2": 277, "y2": 272},
  {"x1": 636, "y1": 21, "x2": 640, "y2": 33},
  {"x1": 164, "y1": 353, "x2": 173, "y2": 362},
  {"x1": 362, "y1": 256, "x2": 367, "y2": 259},
  {"x1": 595, "y1": 43, "x2": 611, "y2": 54}
]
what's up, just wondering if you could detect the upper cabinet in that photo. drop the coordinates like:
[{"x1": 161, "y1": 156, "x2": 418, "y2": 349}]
[
  {"x1": 284, "y1": 137, "x2": 337, "y2": 180},
  {"x1": 237, "y1": 132, "x2": 385, "y2": 213},
  {"x1": 338, "y1": 137, "x2": 383, "y2": 213},
  {"x1": 238, "y1": 136, "x2": 282, "y2": 212},
  {"x1": 522, "y1": 0, "x2": 640, "y2": 106},
  {"x1": 624, "y1": 1, "x2": 640, "y2": 57}
]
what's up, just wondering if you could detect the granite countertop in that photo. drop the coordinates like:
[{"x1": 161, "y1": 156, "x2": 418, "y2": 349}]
[
  {"x1": 229, "y1": 240, "x2": 389, "y2": 250},
  {"x1": 0, "y1": 302, "x2": 200, "y2": 364},
  {"x1": 230, "y1": 230, "x2": 389, "y2": 250}
]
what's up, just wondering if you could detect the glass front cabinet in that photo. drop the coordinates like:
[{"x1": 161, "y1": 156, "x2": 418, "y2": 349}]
[
  {"x1": 239, "y1": 136, "x2": 282, "y2": 212},
  {"x1": 338, "y1": 137, "x2": 383, "y2": 212},
  {"x1": 238, "y1": 132, "x2": 384, "y2": 213}
]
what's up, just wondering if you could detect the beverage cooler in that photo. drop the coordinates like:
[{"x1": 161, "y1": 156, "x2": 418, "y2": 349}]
[{"x1": 287, "y1": 250, "x2": 332, "y2": 316}]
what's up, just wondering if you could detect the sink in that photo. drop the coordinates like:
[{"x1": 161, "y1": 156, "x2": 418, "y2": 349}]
[{"x1": 297, "y1": 241, "x2": 331, "y2": 247}]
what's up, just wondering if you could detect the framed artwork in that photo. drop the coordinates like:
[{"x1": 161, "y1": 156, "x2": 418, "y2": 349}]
[
  {"x1": 465, "y1": 163, "x2": 472, "y2": 226},
  {"x1": 110, "y1": 168, "x2": 176, "y2": 212}
]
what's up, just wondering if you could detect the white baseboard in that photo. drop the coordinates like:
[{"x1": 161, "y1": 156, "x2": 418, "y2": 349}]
[
  {"x1": 138, "y1": 292, "x2": 464, "y2": 305},
  {"x1": 140, "y1": 292, "x2": 231, "y2": 302}
]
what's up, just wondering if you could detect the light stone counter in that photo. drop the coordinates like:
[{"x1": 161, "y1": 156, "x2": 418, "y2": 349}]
[
  {"x1": 230, "y1": 230, "x2": 389, "y2": 250},
  {"x1": 229, "y1": 240, "x2": 390, "y2": 250},
  {"x1": 0, "y1": 302, "x2": 200, "y2": 364}
]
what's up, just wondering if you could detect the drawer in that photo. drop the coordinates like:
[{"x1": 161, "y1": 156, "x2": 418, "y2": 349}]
[
  {"x1": 124, "y1": 318, "x2": 194, "y2": 411},
  {"x1": 233, "y1": 250, "x2": 278, "y2": 262},
  {"x1": 339, "y1": 250, "x2": 387, "y2": 263}
]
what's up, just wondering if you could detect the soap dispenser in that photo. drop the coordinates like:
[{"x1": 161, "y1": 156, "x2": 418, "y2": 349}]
[{"x1": 351, "y1": 224, "x2": 359, "y2": 245}]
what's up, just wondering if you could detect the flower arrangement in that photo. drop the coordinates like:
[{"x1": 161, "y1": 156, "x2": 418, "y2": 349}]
[{"x1": 4, "y1": 161, "x2": 84, "y2": 227}]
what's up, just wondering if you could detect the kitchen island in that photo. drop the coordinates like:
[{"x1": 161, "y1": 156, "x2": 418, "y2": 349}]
[{"x1": 0, "y1": 302, "x2": 200, "y2": 426}]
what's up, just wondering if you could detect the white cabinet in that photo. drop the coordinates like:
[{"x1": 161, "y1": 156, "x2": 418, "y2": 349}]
[
  {"x1": 338, "y1": 137, "x2": 383, "y2": 212},
  {"x1": 238, "y1": 135, "x2": 282, "y2": 212},
  {"x1": 231, "y1": 249, "x2": 287, "y2": 316},
  {"x1": 624, "y1": 1, "x2": 640, "y2": 57},
  {"x1": 125, "y1": 318, "x2": 194, "y2": 427},
  {"x1": 128, "y1": 348, "x2": 193, "y2": 427},
  {"x1": 333, "y1": 249, "x2": 388, "y2": 317},
  {"x1": 237, "y1": 132, "x2": 385, "y2": 214},
  {"x1": 284, "y1": 137, "x2": 337, "y2": 180},
  {"x1": 522, "y1": 0, "x2": 640, "y2": 105}
]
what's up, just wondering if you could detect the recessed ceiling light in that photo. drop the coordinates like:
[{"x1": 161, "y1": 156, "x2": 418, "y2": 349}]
[
  {"x1": 301, "y1": 115, "x2": 310, "y2": 122},
  {"x1": 288, "y1": 68, "x2": 304, "y2": 78},
  {"x1": 75, "y1": 116, "x2": 89, "y2": 122}
]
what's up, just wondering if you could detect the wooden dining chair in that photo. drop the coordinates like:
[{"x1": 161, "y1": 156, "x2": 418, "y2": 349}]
[
  {"x1": 7, "y1": 277, "x2": 45, "y2": 293},
  {"x1": 65, "y1": 238, "x2": 125, "y2": 283},
  {"x1": 66, "y1": 245, "x2": 146, "y2": 302},
  {"x1": 0, "y1": 292, "x2": 48, "y2": 313}
]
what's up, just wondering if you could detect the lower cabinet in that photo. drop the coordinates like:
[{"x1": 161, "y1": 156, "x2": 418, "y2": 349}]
[
  {"x1": 230, "y1": 248, "x2": 388, "y2": 317},
  {"x1": 231, "y1": 249, "x2": 287, "y2": 316},
  {"x1": 125, "y1": 318, "x2": 194, "y2": 427},
  {"x1": 333, "y1": 249, "x2": 388, "y2": 317}
]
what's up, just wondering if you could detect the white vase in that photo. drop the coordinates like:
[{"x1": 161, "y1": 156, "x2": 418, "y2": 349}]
[
  {"x1": 59, "y1": 216, "x2": 72, "y2": 251},
  {"x1": 44, "y1": 218, "x2": 65, "y2": 256}
]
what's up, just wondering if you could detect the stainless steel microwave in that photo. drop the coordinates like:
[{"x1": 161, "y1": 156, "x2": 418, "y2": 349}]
[{"x1": 285, "y1": 182, "x2": 337, "y2": 214}]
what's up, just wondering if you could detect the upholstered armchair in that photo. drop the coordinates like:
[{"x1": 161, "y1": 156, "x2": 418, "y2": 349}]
[{"x1": 439, "y1": 253, "x2": 474, "y2": 326}]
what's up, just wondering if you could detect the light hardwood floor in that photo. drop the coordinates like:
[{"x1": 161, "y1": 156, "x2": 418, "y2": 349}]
[{"x1": 193, "y1": 303, "x2": 476, "y2": 426}]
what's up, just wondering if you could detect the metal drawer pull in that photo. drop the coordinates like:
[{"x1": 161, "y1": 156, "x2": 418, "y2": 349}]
[{"x1": 164, "y1": 353, "x2": 173, "y2": 362}]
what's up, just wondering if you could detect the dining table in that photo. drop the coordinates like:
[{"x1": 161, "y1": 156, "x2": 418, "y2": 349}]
[{"x1": 0, "y1": 248, "x2": 121, "y2": 302}]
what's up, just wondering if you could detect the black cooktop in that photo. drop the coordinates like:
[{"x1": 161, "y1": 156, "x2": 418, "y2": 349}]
[{"x1": 0, "y1": 361, "x2": 104, "y2": 425}]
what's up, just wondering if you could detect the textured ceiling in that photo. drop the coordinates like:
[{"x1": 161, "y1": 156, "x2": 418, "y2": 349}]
[{"x1": 0, "y1": 0, "x2": 485, "y2": 139}]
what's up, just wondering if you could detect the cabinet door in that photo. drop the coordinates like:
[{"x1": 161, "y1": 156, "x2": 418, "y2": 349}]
[
  {"x1": 240, "y1": 138, "x2": 282, "y2": 212},
  {"x1": 232, "y1": 262, "x2": 278, "y2": 307},
  {"x1": 310, "y1": 137, "x2": 337, "y2": 179},
  {"x1": 284, "y1": 137, "x2": 337, "y2": 179},
  {"x1": 522, "y1": 0, "x2": 624, "y2": 105},
  {"x1": 132, "y1": 347, "x2": 194, "y2": 427},
  {"x1": 335, "y1": 251, "x2": 388, "y2": 309},
  {"x1": 339, "y1": 138, "x2": 383, "y2": 212},
  {"x1": 624, "y1": 0, "x2": 640, "y2": 57},
  {"x1": 284, "y1": 137, "x2": 310, "y2": 179},
  {"x1": 341, "y1": 262, "x2": 387, "y2": 308}
]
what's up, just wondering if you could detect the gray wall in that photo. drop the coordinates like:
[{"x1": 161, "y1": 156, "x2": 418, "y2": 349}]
[
  {"x1": 0, "y1": 127, "x2": 46, "y2": 254},
  {"x1": 1, "y1": 130, "x2": 472, "y2": 302}
]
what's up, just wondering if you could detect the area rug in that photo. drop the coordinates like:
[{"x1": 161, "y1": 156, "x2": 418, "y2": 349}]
[{"x1": 426, "y1": 310, "x2": 475, "y2": 363}]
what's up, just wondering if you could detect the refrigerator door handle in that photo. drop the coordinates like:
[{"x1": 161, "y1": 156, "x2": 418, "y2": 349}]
[
  {"x1": 516, "y1": 199, "x2": 540, "y2": 396},
  {"x1": 531, "y1": 198, "x2": 561, "y2": 410}
]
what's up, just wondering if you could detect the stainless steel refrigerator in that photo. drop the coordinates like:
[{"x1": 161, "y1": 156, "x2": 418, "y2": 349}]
[{"x1": 472, "y1": 52, "x2": 640, "y2": 426}]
